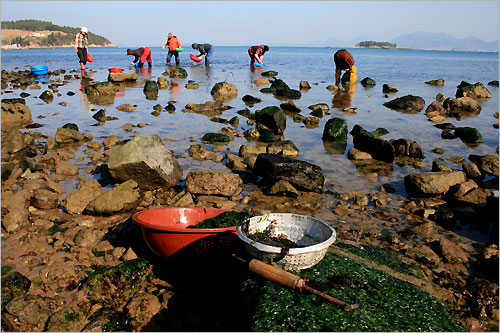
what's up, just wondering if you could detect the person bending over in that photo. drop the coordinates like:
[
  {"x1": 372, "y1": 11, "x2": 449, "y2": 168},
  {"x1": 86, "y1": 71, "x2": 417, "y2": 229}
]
[
  {"x1": 334, "y1": 49, "x2": 357, "y2": 86},
  {"x1": 162, "y1": 33, "x2": 181, "y2": 65},
  {"x1": 127, "y1": 47, "x2": 152, "y2": 68},
  {"x1": 192, "y1": 43, "x2": 213, "y2": 65},
  {"x1": 248, "y1": 44, "x2": 269, "y2": 65}
]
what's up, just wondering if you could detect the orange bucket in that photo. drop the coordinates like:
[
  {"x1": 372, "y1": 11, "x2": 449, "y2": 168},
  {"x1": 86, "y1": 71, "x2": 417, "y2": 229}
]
[{"x1": 132, "y1": 207, "x2": 238, "y2": 258}]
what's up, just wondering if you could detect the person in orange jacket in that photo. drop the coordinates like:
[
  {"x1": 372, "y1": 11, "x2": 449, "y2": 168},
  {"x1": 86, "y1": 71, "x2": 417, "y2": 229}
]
[
  {"x1": 162, "y1": 32, "x2": 181, "y2": 65},
  {"x1": 127, "y1": 47, "x2": 152, "y2": 68},
  {"x1": 334, "y1": 49, "x2": 358, "y2": 86}
]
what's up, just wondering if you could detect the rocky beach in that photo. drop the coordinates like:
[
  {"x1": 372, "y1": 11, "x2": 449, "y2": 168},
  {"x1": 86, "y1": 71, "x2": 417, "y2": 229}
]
[{"x1": 1, "y1": 53, "x2": 499, "y2": 331}]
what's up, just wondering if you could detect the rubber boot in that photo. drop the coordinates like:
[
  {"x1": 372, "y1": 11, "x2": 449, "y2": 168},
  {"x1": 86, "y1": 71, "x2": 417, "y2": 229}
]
[{"x1": 80, "y1": 62, "x2": 85, "y2": 70}]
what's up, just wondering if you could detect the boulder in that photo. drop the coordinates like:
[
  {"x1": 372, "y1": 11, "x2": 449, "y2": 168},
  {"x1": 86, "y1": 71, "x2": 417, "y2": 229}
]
[
  {"x1": 1, "y1": 128, "x2": 25, "y2": 154},
  {"x1": 184, "y1": 101, "x2": 232, "y2": 117},
  {"x1": 455, "y1": 81, "x2": 491, "y2": 99},
  {"x1": 92, "y1": 109, "x2": 118, "y2": 122},
  {"x1": 116, "y1": 104, "x2": 137, "y2": 112},
  {"x1": 31, "y1": 189, "x2": 59, "y2": 209},
  {"x1": 469, "y1": 154, "x2": 499, "y2": 177},
  {"x1": 322, "y1": 118, "x2": 348, "y2": 143},
  {"x1": 360, "y1": 77, "x2": 376, "y2": 87},
  {"x1": 39, "y1": 90, "x2": 54, "y2": 103},
  {"x1": 108, "y1": 72, "x2": 138, "y2": 82},
  {"x1": 4, "y1": 294, "x2": 60, "y2": 327},
  {"x1": 261, "y1": 70, "x2": 278, "y2": 77},
  {"x1": 63, "y1": 178, "x2": 102, "y2": 215},
  {"x1": 404, "y1": 171, "x2": 466, "y2": 196},
  {"x1": 266, "y1": 141, "x2": 299, "y2": 158},
  {"x1": 201, "y1": 133, "x2": 231, "y2": 143},
  {"x1": 157, "y1": 76, "x2": 169, "y2": 89},
  {"x1": 425, "y1": 101, "x2": 446, "y2": 117},
  {"x1": 462, "y1": 162, "x2": 482, "y2": 180},
  {"x1": 225, "y1": 153, "x2": 247, "y2": 170},
  {"x1": 85, "y1": 179, "x2": 140, "y2": 214},
  {"x1": 351, "y1": 125, "x2": 394, "y2": 163},
  {"x1": 390, "y1": 138, "x2": 424, "y2": 159},
  {"x1": 107, "y1": 135, "x2": 182, "y2": 191},
  {"x1": 382, "y1": 84, "x2": 398, "y2": 93},
  {"x1": 454, "y1": 127, "x2": 482, "y2": 144},
  {"x1": 488, "y1": 80, "x2": 499, "y2": 87},
  {"x1": 185, "y1": 170, "x2": 242, "y2": 197},
  {"x1": 255, "y1": 106, "x2": 286, "y2": 135},
  {"x1": 55, "y1": 127, "x2": 85, "y2": 144},
  {"x1": 143, "y1": 80, "x2": 159, "y2": 93},
  {"x1": 253, "y1": 153, "x2": 325, "y2": 193},
  {"x1": 433, "y1": 238, "x2": 469, "y2": 264},
  {"x1": 299, "y1": 81, "x2": 311, "y2": 90},
  {"x1": 280, "y1": 101, "x2": 301, "y2": 113},
  {"x1": 432, "y1": 160, "x2": 452, "y2": 172},
  {"x1": 242, "y1": 95, "x2": 261, "y2": 105},
  {"x1": 448, "y1": 179, "x2": 479, "y2": 199},
  {"x1": 253, "y1": 78, "x2": 270, "y2": 86},
  {"x1": 270, "y1": 79, "x2": 301, "y2": 99},
  {"x1": 211, "y1": 82, "x2": 238, "y2": 102},
  {"x1": 268, "y1": 180, "x2": 299, "y2": 197},
  {"x1": 425, "y1": 78, "x2": 445, "y2": 86},
  {"x1": 1, "y1": 101, "x2": 33, "y2": 128},
  {"x1": 347, "y1": 148, "x2": 372, "y2": 160},
  {"x1": 164, "y1": 67, "x2": 188, "y2": 78},
  {"x1": 85, "y1": 81, "x2": 116, "y2": 96},
  {"x1": 443, "y1": 97, "x2": 481, "y2": 117},
  {"x1": 383, "y1": 95, "x2": 425, "y2": 113},
  {"x1": 2, "y1": 208, "x2": 29, "y2": 233},
  {"x1": 55, "y1": 160, "x2": 79, "y2": 176}
]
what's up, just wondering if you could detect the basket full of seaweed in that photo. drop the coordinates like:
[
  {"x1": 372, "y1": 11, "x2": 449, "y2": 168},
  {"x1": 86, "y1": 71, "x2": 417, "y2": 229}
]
[{"x1": 236, "y1": 213, "x2": 336, "y2": 271}]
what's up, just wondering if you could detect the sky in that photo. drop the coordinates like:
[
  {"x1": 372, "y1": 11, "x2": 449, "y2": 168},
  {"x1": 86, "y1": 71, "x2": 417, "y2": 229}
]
[{"x1": 1, "y1": 1, "x2": 499, "y2": 47}]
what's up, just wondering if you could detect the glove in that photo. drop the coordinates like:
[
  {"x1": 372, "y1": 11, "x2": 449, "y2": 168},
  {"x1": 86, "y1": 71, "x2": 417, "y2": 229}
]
[{"x1": 162, "y1": 46, "x2": 165, "y2": 50}]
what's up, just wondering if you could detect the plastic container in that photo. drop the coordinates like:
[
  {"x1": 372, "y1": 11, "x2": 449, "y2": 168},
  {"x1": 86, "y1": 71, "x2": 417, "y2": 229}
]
[
  {"x1": 236, "y1": 213, "x2": 336, "y2": 271},
  {"x1": 190, "y1": 54, "x2": 202, "y2": 62},
  {"x1": 108, "y1": 68, "x2": 124, "y2": 73},
  {"x1": 176, "y1": 47, "x2": 184, "y2": 52},
  {"x1": 132, "y1": 207, "x2": 237, "y2": 258},
  {"x1": 30, "y1": 66, "x2": 49, "y2": 75}
]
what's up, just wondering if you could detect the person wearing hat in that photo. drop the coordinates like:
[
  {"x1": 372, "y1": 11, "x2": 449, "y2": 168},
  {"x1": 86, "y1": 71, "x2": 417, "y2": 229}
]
[
  {"x1": 248, "y1": 45, "x2": 269, "y2": 66},
  {"x1": 74, "y1": 27, "x2": 89, "y2": 70},
  {"x1": 333, "y1": 49, "x2": 357, "y2": 86},
  {"x1": 127, "y1": 47, "x2": 152, "y2": 68},
  {"x1": 162, "y1": 33, "x2": 181, "y2": 65},
  {"x1": 191, "y1": 43, "x2": 213, "y2": 66}
]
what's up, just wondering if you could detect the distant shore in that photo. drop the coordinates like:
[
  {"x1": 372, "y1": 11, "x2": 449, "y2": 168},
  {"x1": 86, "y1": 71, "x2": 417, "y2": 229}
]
[{"x1": 1, "y1": 44, "x2": 116, "y2": 50}]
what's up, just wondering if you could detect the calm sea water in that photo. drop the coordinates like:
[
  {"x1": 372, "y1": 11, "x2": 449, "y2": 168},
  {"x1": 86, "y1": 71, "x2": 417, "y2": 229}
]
[{"x1": 1, "y1": 46, "x2": 499, "y2": 196}]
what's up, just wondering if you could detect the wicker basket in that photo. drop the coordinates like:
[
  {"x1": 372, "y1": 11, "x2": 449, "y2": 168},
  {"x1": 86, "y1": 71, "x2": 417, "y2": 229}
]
[{"x1": 236, "y1": 213, "x2": 336, "y2": 271}]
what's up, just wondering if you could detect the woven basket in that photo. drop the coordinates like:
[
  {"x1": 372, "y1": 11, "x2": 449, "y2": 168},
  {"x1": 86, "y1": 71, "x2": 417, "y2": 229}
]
[{"x1": 236, "y1": 213, "x2": 336, "y2": 271}]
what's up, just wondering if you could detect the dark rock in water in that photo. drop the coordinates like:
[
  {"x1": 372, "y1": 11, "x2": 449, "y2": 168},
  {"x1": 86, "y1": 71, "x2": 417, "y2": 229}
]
[
  {"x1": 1, "y1": 162, "x2": 15, "y2": 180},
  {"x1": 67, "y1": 91, "x2": 75, "y2": 96},
  {"x1": 432, "y1": 160, "x2": 452, "y2": 172},
  {"x1": 434, "y1": 123, "x2": 455, "y2": 130},
  {"x1": 280, "y1": 101, "x2": 301, "y2": 113},
  {"x1": 391, "y1": 138, "x2": 424, "y2": 159},
  {"x1": 25, "y1": 123, "x2": 43, "y2": 129},
  {"x1": 299, "y1": 81, "x2": 311, "y2": 90},
  {"x1": 258, "y1": 131, "x2": 277, "y2": 143},
  {"x1": 442, "y1": 97, "x2": 481, "y2": 117},
  {"x1": 488, "y1": 80, "x2": 499, "y2": 87},
  {"x1": 322, "y1": 118, "x2": 347, "y2": 143},
  {"x1": 382, "y1": 84, "x2": 398, "y2": 93},
  {"x1": 441, "y1": 130, "x2": 458, "y2": 140},
  {"x1": 360, "y1": 77, "x2": 376, "y2": 87},
  {"x1": 184, "y1": 101, "x2": 232, "y2": 117},
  {"x1": 454, "y1": 127, "x2": 482, "y2": 144},
  {"x1": 107, "y1": 134, "x2": 183, "y2": 191},
  {"x1": 351, "y1": 125, "x2": 394, "y2": 163},
  {"x1": 202, "y1": 132, "x2": 231, "y2": 143},
  {"x1": 20, "y1": 92, "x2": 30, "y2": 98},
  {"x1": 261, "y1": 70, "x2": 278, "y2": 77},
  {"x1": 425, "y1": 78, "x2": 445, "y2": 86},
  {"x1": 253, "y1": 153, "x2": 325, "y2": 193},
  {"x1": 13, "y1": 144, "x2": 46, "y2": 158},
  {"x1": 404, "y1": 171, "x2": 466, "y2": 197},
  {"x1": 164, "y1": 67, "x2": 188, "y2": 78},
  {"x1": 383, "y1": 95, "x2": 425, "y2": 113},
  {"x1": 143, "y1": 80, "x2": 159, "y2": 92},
  {"x1": 425, "y1": 101, "x2": 446, "y2": 117},
  {"x1": 62, "y1": 123, "x2": 79, "y2": 131},
  {"x1": 211, "y1": 82, "x2": 238, "y2": 102},
  {"x1": 260, "y1": 87, "x2": 276, "y2": 94},
  {"x1": 165, "y1": 104, "x2": 176, "y2": 112},
  {"x1": 374, "y1": 128, "x2": 389, "y2": 136},
  {"x1": 39, "y1": 90, "x2": 53, "y2": 103},
  {"x1": 93, "y1": 109, "x2": 118, "y2": 122},
  {"x1": 242, "y1": 95, "x2": 261, "y2": 105},
  {"x1": 228, "y1": 116, "x2": 239, "y2": 126},
  {"x1": 469, "y1": 154, "x2": 499, "y2": 177},
  {"x1": 456, "y1": 81, "x2": 491, "y2": 99},
  {"x1": 2, "y1": 98, "x2": 25, "y2": 104},
  {"x1": 270, "y1": 79, "x2": 301, "y2": 99},
  {"x1": 255, "y1": 106, "x2": 286, "y2": 135}
]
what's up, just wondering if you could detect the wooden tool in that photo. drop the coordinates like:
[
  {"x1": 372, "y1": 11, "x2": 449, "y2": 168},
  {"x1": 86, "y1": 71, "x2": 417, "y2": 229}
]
[{"x1": 247, "y1": 258, "x2": 360, "y2": 311}]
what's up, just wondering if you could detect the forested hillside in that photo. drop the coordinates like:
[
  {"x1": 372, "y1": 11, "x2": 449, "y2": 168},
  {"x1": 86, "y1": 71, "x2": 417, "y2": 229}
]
[{"x1": 1, "y1": 19, "x2": 114, "y2": 48}]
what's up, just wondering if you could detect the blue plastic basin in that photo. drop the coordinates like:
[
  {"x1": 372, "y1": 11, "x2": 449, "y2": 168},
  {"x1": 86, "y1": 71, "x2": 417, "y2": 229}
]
[{"x1": 30, "y1": 66, "x2": 49, "y2": 75}]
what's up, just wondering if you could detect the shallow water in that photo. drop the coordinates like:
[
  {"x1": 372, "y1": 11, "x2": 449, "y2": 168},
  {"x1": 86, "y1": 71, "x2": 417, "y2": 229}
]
[{"x1": 2, "y1": 47, "x2": 498, "y2": 197}]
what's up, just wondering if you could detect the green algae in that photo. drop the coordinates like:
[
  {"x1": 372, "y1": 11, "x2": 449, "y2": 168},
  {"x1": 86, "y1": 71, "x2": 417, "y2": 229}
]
[
  {"x1": 187, "y1": 211, "x2": 252, "y2": 229},
  {"x1": 244, "y1": 251, "x2": 465, "y2": 332}
]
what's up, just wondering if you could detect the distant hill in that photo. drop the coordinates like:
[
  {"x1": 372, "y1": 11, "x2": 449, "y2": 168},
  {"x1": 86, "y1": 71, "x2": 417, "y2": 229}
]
[
  {"x1": 390, "y1": 32, "x2": 498, "y2": 52},
  {"x1": 1, "y1": 19, "x2": 115, "y2": 49}
]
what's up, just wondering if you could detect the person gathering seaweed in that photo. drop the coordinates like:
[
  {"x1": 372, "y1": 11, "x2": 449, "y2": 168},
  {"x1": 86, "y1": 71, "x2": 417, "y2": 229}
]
[
  {"x1": 162, "y1": 32, "x2": 182, "y2": 66},
  {"x1": 127, "y1": 47, "x2": 152, "y2": 68},
  {"x1": 248, "y1": 44, "x2": 269, "y2": 66},
  {"x1": 333, "y1": 49, "x2": 358, "y2": 86},
  {"x1": 74, "y1": 27, "x2": 89, "y2": 71},
  {"x1": 191, "y1": 43, "x2": 213, "y2": 66}
]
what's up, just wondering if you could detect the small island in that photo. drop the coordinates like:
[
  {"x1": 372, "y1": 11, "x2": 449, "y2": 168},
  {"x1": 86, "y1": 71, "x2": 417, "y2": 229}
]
[
  {"x1": 1, "y1": 19, "x2": 115, "y2": 49},
  {"x1": 356, "y1": 40, "x2": 398, "y2": 49}
]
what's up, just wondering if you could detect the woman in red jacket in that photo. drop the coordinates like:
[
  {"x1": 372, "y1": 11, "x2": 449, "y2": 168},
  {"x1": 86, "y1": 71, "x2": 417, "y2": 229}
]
[
  {"x1": 248, "y1": 44, "x2": 269, "y2": 65},
  {"x1": 162, "y1": 33, "x2": 181, "y2": 65},
  {"x1": 127, "y1": 47, "x2": 152, "y2": 68}
]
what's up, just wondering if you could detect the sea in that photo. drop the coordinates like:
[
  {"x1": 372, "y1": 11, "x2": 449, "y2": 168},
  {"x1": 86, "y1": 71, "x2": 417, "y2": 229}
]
[{"x1": 1, "y1": 46, "x2": 499, "y2": 202}]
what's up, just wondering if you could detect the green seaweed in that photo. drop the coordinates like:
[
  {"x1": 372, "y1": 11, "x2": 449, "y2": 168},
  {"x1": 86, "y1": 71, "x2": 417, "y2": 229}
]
[
  {"x1": 48, "y1": 219, "x2": 68, "y2": 235},
  {"x1": 187, "y1": 211, "x2": 252, "y2": 229},
  {"x1": 244, "y1": 251, "x2": 465, "y2": 332}
]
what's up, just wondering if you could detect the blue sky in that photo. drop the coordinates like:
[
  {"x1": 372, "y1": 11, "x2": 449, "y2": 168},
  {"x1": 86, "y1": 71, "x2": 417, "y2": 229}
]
[{"x1": 1, "y1": 1, "x2": 499, "y2": 47}]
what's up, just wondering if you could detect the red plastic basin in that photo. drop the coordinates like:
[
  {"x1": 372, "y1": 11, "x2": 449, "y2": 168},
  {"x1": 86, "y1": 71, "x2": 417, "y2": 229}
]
[
  {"x1": 132, "y1": 207, "x2": 237, "y2": 258},
  {"x1": 108, "y1": 68, "x2": 124, "y2": 73}
]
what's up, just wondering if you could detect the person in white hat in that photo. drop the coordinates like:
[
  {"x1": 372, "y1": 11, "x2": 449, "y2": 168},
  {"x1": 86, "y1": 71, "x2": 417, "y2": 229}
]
[{"x1": 74, "y1": 27, "x2": 89, "y2": 70}]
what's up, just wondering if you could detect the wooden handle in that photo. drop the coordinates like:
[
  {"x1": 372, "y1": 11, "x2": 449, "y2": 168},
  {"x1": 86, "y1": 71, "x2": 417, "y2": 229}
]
[{"x1": 248, "y1": 259, "x2": 304, "y2": 290}]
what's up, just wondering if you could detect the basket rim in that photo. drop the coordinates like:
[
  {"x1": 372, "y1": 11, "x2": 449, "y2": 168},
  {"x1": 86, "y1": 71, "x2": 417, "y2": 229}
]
[{"x1": 236, "y1": 213, "x2": 336, "y2": 255}]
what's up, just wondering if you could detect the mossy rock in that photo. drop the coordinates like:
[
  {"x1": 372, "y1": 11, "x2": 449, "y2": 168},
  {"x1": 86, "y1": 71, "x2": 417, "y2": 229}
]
[
  {"x1": 454, "y1": 127, "x2": 483, "y2": 144},
  {"x1": 166, "y1": 67, "x2": 188, "y2": 79},
  {"x1": 261, "y1": 70, "x2": 278, "y2": 77},
  {"x1": 360, "y1": 77, "x2": 376, "y2": 87},
  {"x1": 1, "y1": 162, "x2": 15, "y2": 181},
  {"x1": 374, "y1": 128, "x2": 389, "y2": 136},
  {"x1": 244, "y1": 251, "x2": 464, "y2": 332},
  {"x1": 143, "y1": 80, "x2": 159, "y2": 92},
  {"x1": 62, "y1": 123, "x2": 79, "y2": 131},
  {"x1": 260, "y1": 87, "x2": 276, "y2": 94},
  {"x1": 1, "y1": 270, "x2": 31, "y2": 309},
  {"x1": 164, "y1": 104, "x2": 176, "y2": 112},
  {"x1": 201, "y1": 133, "x2": 231, "y2": 143},
  {"x1": 456, "y1": 81, "x2": 491, "y2": 99},
  {"x1": 322, "y1": 118, "x2": 347, "y2": 142},
  {"x1": 228, "y1": 116, "x2": 239, "y2": 126},
  {"x1": 39, "y1": 90, "x2": 54, "y2": 103},
  {"x1": 258, "y1": 131, "x2": 276, "y2": 143}
]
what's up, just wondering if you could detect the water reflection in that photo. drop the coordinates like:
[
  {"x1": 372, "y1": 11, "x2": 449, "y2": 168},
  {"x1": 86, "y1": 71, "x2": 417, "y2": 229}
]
[
  {"x1": 322, "y1": 141, "x2": 347, "y2": 155},
  {"x1": 349, "y1": 159, "x2": 393, "y2": 177},
  {"x1": 332, "y1": 82, "x2": 357, "y2": 109}
]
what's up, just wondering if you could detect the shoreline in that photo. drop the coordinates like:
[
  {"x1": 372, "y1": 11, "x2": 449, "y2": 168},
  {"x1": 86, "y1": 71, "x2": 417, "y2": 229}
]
[{"x1": 1, "y1": 44, "x2": 117, "y2": 50}]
